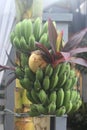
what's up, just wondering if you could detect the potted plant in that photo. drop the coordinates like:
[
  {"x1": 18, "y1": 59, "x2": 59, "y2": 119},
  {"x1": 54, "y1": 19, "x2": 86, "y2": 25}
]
[{"x1": 0, "y1": 18, "x2": 87, "y2": 117}]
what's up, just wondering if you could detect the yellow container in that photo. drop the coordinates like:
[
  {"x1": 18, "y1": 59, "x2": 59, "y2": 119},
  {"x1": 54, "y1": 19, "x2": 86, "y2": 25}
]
[
  {"x1": 14, "y1": 87, "x2": 23, "y2": 112},
  {"x1": 33, "y1": 116, "x2": 50, "y2": 130},
  {"x1": 15, "y1": 117, "x2": 34, "y2": 130}
]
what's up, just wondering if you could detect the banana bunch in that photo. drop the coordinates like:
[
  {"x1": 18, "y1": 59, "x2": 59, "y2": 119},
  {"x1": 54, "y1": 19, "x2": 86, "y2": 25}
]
[
  {"x1": 10, "y1": 18, "x2": 51, "y2": 53},
  {"x1": 10, "y1": 17, "x2": 82, "y2": 117},
  {"x1": 15, "y1": 62, "x2": 82, "y2": 117}
]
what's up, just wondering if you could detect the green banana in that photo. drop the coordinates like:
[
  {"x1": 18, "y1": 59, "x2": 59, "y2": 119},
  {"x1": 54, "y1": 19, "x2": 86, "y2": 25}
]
[
  {"x1": 53, "y1": 64, "x2": 61, "y2": 75},
  {"x1": 45, "y1": 64, "x2": 53, "y2": 77},
  {"x1": 28, "y1": 34, "x2": 35, "y2": 51},
  {"x1": 56, "y1": 106, "x2": 66, "y2": 117},
  {"x1": 31, "y1": 89, "x2": 40, "y2": 104},
  {"x1": 70, "y1": 90, "x2": 78, "y2": 103},
  {"x1": 40, "y1": 21, "x2": 48, "y2": 36},
  {"x1": 63, "y1": 78, "x2": 72, "y2": 90},
  {"x1": 25, "y1": 67, "x2": 35, "y2": 81},
  {"x1": 77, "y1": 91, "x2": 81, "y2": 100},
  {"x1": 65, "y1": 100, "x2": 73, "y2": 113},
  {"x1": 10, "y1": 32, "x2": 15, "y2": 44},
  {"x1": 39, "y1": 33, "x2": 50, "y2": 48},
  {"x1": 24, "y1": 19, "x2": 33, "y2": 43},
  {"x1": 29, "y1": 104, "x2": 40, "y2": 116},
  {"x1": 63, "y1": 90, "x2": 71, "y2": 106},
  {"x1": 58, "y1": 63, "x2": 67, "y2": 77},
  {"x1": 38, "y1": 89, "x2": 47, "y2": 104},
  {"x1": 71, "y1": 76, "x2": 78, "y2": 88},
  {"x1": 15, "y1": 67, "x2": 24, "y2": 79},
  {"x1": 69, "y1": 69, "x2": 76, "y2": 78},
  {"x1": 49, "y1": 91, "x2": 57, "y2": 103},
  {"x1": 70, "y1": 99, "x2": 82, "y2": 113},
  {"x1": 26, "y1": 91, "x2": 36, "y2": 103},
  {"x1": 29, "y1": 110, "x2": 40, "y2": 117},
  {"x1": 48, "y1": 102, "x2": 56, "y2": 114},
  {"x1": 21, "y1": 19, "x2": 27, "y2": 37},
  {"x1": 33, "y1": 17, "x2": 41, "y2": 41},
  {"x1": 57, "y1": 72, "x2": 67, "y2": 87},
  {"x1": 65, "y1": 63, "x2": 71, "y2": 78},
  {"x1": 34, "y1": 79, "x2": 41, "y2": 91},
  {"x1": 56, "y1": 88, "x2": 64, "y2": 108},
  {"x1": 50, "y1": 73, "x2": 58, "y2": 90},
  {"x1": 36, "y1": 68, "x2": 43, "y2": 81},
  {"x1": 20, "y1": 77, "x2": 33, "y2": 90},
  {"x1": 20, "y1": 53, "x2": 28, "y2": 67},
  {"x1": 33, "y1": 104, "x2": 47, "y2": 114},
  {"x1": 20, "y1": 36, "x2": 28, "y2": 50},
  {"x1": 43, "y1": 76, "x2": 50, "y2": 90},
  {"x1": 13, "y1": 36, "x2": 20, "y2": 49},
  {"x1": 14, "y1": 22, "x2": 21, "y2": 39}
]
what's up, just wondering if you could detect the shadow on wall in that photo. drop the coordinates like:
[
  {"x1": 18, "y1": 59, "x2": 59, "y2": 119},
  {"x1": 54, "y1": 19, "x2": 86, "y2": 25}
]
[{"x1": 70, "y1": 12, "x2": 85, "y2": 33}]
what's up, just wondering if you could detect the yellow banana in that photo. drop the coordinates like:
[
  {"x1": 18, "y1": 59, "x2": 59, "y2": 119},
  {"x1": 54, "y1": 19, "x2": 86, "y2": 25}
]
[
  {"x1": 56, "y1": 31, "x2": 63, "y2": 51},
  {"x1": 22, "y1": 89, "x2": 30, "y2": 106}
]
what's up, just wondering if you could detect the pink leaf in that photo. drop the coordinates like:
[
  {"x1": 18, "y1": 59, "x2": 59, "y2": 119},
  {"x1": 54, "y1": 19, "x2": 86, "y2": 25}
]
[
  {"x1": 70, "y1": 47, "x2": 87, "y2": 56},
  {"x1": 63, "y1": 28, "x2": 87, "y2": 52},
  {"x1": 69, "y1": 57, "x2": 87, "y2": 67}
]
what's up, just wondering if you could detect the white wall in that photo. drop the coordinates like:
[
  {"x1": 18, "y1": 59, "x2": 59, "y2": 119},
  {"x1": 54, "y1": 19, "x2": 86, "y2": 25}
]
[{"x1": 43, "y1": 0, "x2": 60, "y2": 9}]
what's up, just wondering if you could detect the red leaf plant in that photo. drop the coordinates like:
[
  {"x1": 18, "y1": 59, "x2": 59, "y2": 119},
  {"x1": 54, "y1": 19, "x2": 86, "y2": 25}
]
[{"x1": 36, "y1": 18, "x2": 87, "y2": 68}]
